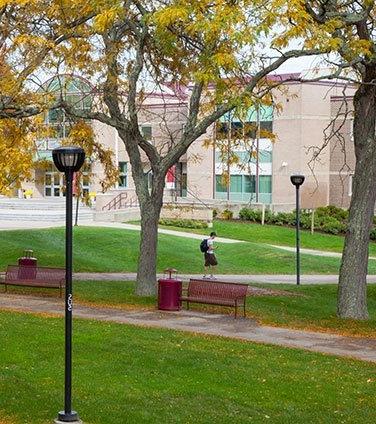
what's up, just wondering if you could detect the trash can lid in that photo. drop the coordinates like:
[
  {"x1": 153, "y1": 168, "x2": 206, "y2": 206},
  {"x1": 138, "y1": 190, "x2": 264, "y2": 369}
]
[{"x1": 164, "y1": 268, "x2": 177, "y2": 279}]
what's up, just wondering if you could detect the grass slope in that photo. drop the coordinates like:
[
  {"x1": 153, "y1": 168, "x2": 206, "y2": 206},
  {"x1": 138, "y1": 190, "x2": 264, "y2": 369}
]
[
  {"x1": 0, "y1": 311, "x2": 375, "y2": 424},
  {"x1": 161, "y1": 220, "x2": 376, "y2": 256},
  {"x1": 1, "y1": 226, "x2": 376, "y2": 274}
]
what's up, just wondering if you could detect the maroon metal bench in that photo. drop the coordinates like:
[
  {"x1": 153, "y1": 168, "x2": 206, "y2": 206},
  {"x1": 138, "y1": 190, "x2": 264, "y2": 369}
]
[
  {"x1": 2, "y1": 265, "x2": 65, "y2": 297},
  {"x1": 180, "y1": 279, "x2": 248, "y2": 318}
]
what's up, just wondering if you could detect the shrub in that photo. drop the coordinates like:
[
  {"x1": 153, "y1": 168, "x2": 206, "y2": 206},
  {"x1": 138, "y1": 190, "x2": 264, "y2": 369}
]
[
  {"x1": 239, "y1": 207, "x2": 251, "y2": 220},
  {"x1": 319, "y1": 217, "x2": 347, "y2": 234},
  {"x1": 221, "y1": 209, "x2": 233, "y2": 220},
  {"x1": 299, "y1": 214, "x2": 312, "y2": 230},
  {"x1": 230, "y1": 205, "x2": 376, "y2": 238},
  {"x1": 159, "y1": 218, "x2": 208, "y2": 229},
  {"x1": 269, "y1": 211, "x2": 295, "y2": 226},
  {"x1": 262, "y1": 209, "x2": 273, "y2": 224},
  {"x1": 316, "y1": 205, "x2": 348, "y2": 223},
  {"x1": 212, "y1": 208, "x2": 218, "y2": 218},
  {"x1": 238, "y1": 207, "x2": 262, "y2": 222}
]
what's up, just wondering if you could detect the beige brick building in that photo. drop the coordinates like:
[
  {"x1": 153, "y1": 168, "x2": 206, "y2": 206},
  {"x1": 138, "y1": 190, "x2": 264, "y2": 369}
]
[{"x1": 21, "y1": 74, "x2": 357, "y2": 211}]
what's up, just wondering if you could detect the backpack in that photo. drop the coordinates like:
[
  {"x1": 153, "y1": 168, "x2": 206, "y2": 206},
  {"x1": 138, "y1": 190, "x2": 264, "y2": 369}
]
[{"x1": 200, "y1": 238, "x2": 209, "y2": 253}]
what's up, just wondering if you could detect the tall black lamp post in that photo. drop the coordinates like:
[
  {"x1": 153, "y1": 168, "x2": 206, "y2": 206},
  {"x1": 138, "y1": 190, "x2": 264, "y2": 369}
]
[
  {"x1": 290, "y1": 173, "x2": 305, "y2": 286},
  {"x1": 53, "y1": 146, "x2": 85, "y2": 424}
]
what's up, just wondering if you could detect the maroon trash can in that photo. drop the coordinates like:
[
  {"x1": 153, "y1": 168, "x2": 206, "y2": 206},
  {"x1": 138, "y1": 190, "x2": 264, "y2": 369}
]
[
  {"x1": 18, "y1": 249, "x2": 37, "y2": 279},
  {"x1": 158, "y1": 268, "x2": 182, "y2": 311}
]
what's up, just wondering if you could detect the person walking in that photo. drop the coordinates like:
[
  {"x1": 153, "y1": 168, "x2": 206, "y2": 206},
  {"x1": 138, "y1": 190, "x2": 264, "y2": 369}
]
[{"x1": 203, "y1": 232, "x2": 218, "y2": 279}]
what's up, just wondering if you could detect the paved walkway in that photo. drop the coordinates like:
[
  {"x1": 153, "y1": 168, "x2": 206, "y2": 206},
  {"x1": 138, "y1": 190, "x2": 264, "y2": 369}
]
[
  {"x1": 0, "y1": 293, "x2": 375, "y2": 363},
  {"x1": 269, "y1": 244, "x2": 376, "y2": 260},
  {"x1": 72, "y1": 272, "x2": 376, "y2": 285},
  {"x1": 82, "y1": 221, "x2": 243, "y2": 243}
]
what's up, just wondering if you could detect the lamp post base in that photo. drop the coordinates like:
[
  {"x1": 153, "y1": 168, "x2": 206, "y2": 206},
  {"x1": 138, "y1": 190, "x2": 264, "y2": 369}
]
[
  {"x1": 54, "y1": 411, "x2": 82, "y2": 423},
  {"x1": 54, "y1": 421, "x2": 82, "y2": 424}
]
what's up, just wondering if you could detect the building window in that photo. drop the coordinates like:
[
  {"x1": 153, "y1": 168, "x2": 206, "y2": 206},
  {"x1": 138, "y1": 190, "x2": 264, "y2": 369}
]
[
  {"x1": 215, "y1": 174, "x2": 271, "y2": 195},
  {"x1": 80, "y1": 164, "x2": 91, "y2": 196},
  {"x1": 215, "y1": 150, "x2": 271, "y2": 165},
  {"x1": 215, "y1": 175, "x2": 227, "y2": 193},
  {"x1": 119, "y1": 162, "x2": 128, "y2": 188},
  {"x1": 236, "y1": 151, "x2": 251, "y2": 163},
  {"x1": 43, "y1": 77, "x2": 93, "y2": 142},
  {"x1": 230, "y1": 175, "x2": 242, "y2": 192},
  {"x1": 244, "y1": 175, "x2": 256, "y2": 193},
  {"x1": 216, "y1": 121, "x2": 273, "y2": 140},
  {"x1": 259, "y1": 150, "x2": 272, "y2": 163},
  {"x1": 141, "y1": 125, "x2": 152, "y2": 141},
  {"x1": 259, "y1": 175, "x2": 272, "y2": 193},
  {"x1": 148, "y1": 171, "x2": 153, "y2": 190}
]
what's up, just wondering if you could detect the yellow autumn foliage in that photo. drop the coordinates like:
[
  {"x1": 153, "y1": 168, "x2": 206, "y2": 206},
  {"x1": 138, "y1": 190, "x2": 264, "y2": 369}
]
[
  {"x1": 0, "y1": 119, "x2": 35, "y2": 193},
  {"x1": 2, "y1": 0, "x2": 376, "y2": 197}
]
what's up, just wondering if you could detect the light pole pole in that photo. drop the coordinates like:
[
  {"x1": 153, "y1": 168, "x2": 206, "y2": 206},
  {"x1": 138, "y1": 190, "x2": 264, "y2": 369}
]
[
  {"x1": 53, "y1": 146, "x2": 85, "y2": 424},
  {"x1": 290, "y1": 174, "x2": 305, "y2": 286}
]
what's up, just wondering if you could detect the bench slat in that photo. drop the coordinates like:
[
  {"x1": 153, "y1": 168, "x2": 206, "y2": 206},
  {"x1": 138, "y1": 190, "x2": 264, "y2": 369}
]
[
  {"x1": 180, "y1": 296, "x2": 235, "y2": 306},
  {"x1": 2, "y1": 265, "x2": 65, "y2": 297},
  {"x1": 182, "y1": 279, "x2": 248, "y2": 318}
]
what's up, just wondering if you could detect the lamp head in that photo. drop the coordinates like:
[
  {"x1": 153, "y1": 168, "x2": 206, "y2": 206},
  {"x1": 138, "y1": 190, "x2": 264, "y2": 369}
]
[
  {"x1": 290, "y1": 173, "x2": 305, "y2": 187},
  {"x1": 52, "y1": 146, "x2": 85, "y2": 173}
]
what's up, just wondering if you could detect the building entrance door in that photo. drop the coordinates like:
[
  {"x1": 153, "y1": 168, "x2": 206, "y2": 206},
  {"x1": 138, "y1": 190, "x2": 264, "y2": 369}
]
[{"x1": 45, "y1": 172, "x2": 65, "y2": 197}]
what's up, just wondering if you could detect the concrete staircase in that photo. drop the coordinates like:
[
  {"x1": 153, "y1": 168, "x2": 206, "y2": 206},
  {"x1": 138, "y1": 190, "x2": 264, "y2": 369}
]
[{"x1": 0, "y1": 197, "x2": 94, "y2": 222}]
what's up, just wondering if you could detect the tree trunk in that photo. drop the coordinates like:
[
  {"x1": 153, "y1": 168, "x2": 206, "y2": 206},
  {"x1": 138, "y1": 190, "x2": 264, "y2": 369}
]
[
  {"x1": 337, "y1": 72, "x2": 376, "y2": 319},
  {"x1": 135, "y1": 181, "x2": 164, "y2": 296}
]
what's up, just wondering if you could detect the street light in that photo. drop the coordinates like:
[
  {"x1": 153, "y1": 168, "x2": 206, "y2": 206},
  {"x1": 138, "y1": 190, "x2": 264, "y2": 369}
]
[
  {"x1": 53, "y1": 146, "x2": 85, "y2": 424},
  {"x1": 290, "y1": 173, "x2": 305, "y2": 286}
]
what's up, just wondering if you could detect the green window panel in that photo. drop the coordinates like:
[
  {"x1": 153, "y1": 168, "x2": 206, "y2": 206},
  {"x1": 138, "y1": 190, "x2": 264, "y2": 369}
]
[
  {"x1": 47, "y1": 109, "x2": 64, "y2": 124},
  {"x1": 236, "y1": 151, "x2": 251, "y2": 162},
  {"x1": 216, "y1": 150, "x2": 271, "y2": 165},
  {"x1": 259, "y1": 150, "x2": 272, "y2": 163},
  {"x1": 216, "y1": 174, "x2": 272, "y2": 195},
  {"x1": 215, "y1": 175, "x2": 227, "y2": 193},
  {"x1": 220, "y1": 105, "x2": 273, "y2": 123},
  {"x1": 244, "y1": 175, "x2": 256, "y2": 193},
  {"x1": 230, "y1": 175, "x2": 242, "y2": 192},
  {"x1": 216, "y1": 121, "x2": 273, "y2": 140},
  {"x1": 141, "y1": 125, "x2": 152, "y2": 141},
  {"x1": 259, "y1": 175, "x2": 272, "y2": 193},
  {"x1": 119, "y1": 162, "x2": 128, "y2": 188}
]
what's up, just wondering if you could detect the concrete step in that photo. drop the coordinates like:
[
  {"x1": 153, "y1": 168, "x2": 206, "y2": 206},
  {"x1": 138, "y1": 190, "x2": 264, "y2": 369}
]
[
  {"x1": 0, "y1": 198, "x2": 94, "y2": 221},
  {"x1": 0, "y1": 198, "x2": 78, "y2": 210},
  {"x1": 0, "y1": 211, "x2": 94, "y2": 221}
]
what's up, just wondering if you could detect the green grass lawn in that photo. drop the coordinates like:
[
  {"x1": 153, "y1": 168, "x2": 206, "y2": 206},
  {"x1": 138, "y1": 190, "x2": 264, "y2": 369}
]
[
  {"x1": 1, "y1": 226, "x2": 376, "y2": 274},
  {"x1": 0, "y1": 310, "x2": 375, "y2": 424},
  {"x1": 246, "y1": 284, "x2": 376, "y2": 338},
  {"x1": 160, "y1": 219, "x2": 376, "y2": 256},
  {"x1": 7, "y1": 281, "x2": 375, "y2": 337}
]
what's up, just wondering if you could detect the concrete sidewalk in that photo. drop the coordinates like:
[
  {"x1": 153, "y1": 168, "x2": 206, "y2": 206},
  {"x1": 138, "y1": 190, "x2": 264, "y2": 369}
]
[
  {"x1": 269, "y1": 244, "x2": 376, "y2": 260},
  {"x1": 1, "y1": 293, "x2": 375, "y2": 363},
  {"x1": 81, "y1": 221, "x2": 243, "y2": 243},
  {"x1": 72, "y1": 272, "x2": 376, "y2": 285}
]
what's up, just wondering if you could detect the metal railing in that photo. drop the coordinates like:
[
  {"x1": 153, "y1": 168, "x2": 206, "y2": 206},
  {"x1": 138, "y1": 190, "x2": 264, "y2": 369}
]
[{"x1": 102, "y1": 192, "x2": 139, "y2": 211}]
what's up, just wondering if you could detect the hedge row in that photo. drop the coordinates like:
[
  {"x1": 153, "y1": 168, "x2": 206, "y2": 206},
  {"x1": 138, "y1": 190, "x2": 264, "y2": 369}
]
[
  {"x1": 159, "y1": 218, "x2": 208, "y2": 229},
  {"x1": 239, "y1": 205, "x2": 376, "y2": 239}
]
